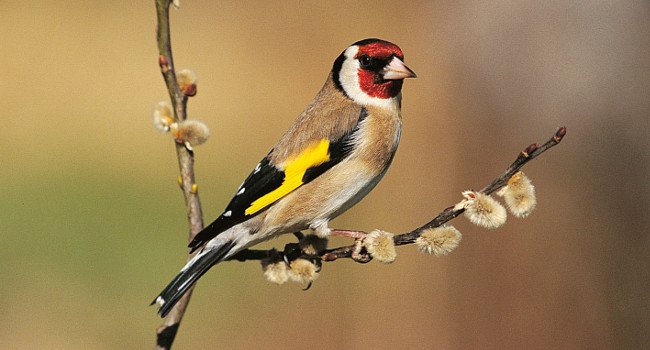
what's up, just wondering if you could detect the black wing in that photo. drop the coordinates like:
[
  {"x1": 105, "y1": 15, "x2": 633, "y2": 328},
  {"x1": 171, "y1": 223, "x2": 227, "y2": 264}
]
[{"x1": 188, "y1": 108, "x2": 367, "y2": 252}]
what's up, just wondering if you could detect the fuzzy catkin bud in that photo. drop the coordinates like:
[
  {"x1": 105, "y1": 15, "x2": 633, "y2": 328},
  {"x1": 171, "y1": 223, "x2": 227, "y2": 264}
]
[
  {"x1": 152, "y1": 101, "x2": 174, "y2": 132},
  {"x1": 287, "y1": 259, "x2": 319, "y2": 287},
  {"x1": 171, "y1": 119, "x2": 210, "y2": 150},
  {"x1": 462, "y1": 191, "x2": 507, "y2": 229},
  {"x1": 497, "y1": 171, "x2": 537, "y2": 218},
  {"x1": 261, "y1": 260, "x2": 289, "y2": 285},
  {"x1": 177, "y1": 69, "x2": 197, "y2": 96},
  {"x1": 364, "y1": 230, "x2": 397, "y2": 263},
  {"x1": 416, "y1": 225, "x2": 462, "y2": 256}
]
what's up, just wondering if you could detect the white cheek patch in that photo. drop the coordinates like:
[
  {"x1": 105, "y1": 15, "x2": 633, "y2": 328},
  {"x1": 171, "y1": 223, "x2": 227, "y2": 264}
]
[{"x1": 339, "y1": 46, "x2": 399, "y2": 109}]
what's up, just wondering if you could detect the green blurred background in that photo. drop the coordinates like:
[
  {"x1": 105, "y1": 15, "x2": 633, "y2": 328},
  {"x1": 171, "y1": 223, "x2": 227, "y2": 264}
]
[{"x1": 1, "y1": 1, "x2": 648, "y2": 349}]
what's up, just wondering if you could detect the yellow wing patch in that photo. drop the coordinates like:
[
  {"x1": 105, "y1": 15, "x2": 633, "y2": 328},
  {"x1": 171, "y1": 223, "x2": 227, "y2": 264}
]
[{"x1": 245, "y1": 139, "x2": 331, "y2": 215}]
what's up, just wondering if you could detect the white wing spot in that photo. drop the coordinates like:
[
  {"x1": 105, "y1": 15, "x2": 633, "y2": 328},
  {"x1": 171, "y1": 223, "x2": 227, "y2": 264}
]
[
  {"x1": 178, "y1": 273, "x2": 196, "y2": 291},
  {"x1": 223, "y1": 210, "x2": 232, "y2": 217},
  {"x1": 254, "y1": 162, "x2": 261, "y2": 174},
  {"x1": 181, "y1": 249, "x2": 207, "y2": 271},
  {"x1": 236, "y1": 187, "x2": 245, "y2": 196},
  {"x1": 155, "y1": 296, "x2": 165, "y2": 306}
]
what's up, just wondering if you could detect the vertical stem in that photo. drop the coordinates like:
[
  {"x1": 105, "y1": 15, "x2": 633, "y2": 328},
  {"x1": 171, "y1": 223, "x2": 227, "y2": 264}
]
[{"x1": 154, "y1": 0, "x2": 204, "y2": 348}]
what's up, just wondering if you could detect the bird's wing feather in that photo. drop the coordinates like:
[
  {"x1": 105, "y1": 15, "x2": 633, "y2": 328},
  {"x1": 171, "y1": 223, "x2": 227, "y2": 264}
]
[{"x1": 188, "y1": 107, "x2": 367, "y2": 252}]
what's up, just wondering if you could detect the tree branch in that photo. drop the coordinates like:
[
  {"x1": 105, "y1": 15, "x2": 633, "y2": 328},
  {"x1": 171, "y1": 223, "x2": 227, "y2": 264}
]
[
  {"x1": 229, "y1": 127, "x2": 567, "y2": 263},
  {"x1": 154, "y1": 1, "x2": 204, "y2": 349}
]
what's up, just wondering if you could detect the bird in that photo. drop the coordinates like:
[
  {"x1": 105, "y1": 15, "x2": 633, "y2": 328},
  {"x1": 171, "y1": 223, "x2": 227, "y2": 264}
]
[{"x1": 153, "y1": 38, "x2": 416, "y2": 317}]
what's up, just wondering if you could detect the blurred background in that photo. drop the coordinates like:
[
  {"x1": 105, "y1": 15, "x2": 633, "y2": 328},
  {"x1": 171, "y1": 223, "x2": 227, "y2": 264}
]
[{"x1": 1, "y1": 1, "x2": 648, "y2": 349}]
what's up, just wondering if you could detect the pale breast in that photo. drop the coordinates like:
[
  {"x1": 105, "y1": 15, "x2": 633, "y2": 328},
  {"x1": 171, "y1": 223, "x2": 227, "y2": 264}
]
[{"x1": 260, "y1": 104, "x2": 402, "y2": 236}]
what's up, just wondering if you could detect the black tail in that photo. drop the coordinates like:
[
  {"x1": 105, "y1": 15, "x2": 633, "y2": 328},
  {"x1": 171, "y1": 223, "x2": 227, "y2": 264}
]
[{"x1": 152, "y1": 241, "x2": 235, "y2": 317}]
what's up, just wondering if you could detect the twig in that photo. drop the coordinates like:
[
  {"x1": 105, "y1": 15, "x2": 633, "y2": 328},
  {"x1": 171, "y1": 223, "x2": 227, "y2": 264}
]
[
  {"x1": 393, "y1": 126, "x2": 566, "y2": 246},
  {"x1": 228, "y1": 127, "x2": 567, "y2": 263},
  {"x1": 154, "y1": 1, "x2": 204, "y2": 349}
]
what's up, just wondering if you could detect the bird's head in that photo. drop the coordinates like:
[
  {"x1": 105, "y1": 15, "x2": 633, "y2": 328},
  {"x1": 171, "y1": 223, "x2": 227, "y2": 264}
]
[{"x1": 333, "y1": 38, "x2": 416, "y2": 107}]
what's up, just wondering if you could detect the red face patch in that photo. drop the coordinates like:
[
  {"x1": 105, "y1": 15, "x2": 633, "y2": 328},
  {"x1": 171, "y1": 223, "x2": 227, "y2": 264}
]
[
  {"x1": 357, "y1": 71, "x2": 403, "y2": 99},
  {"x1": 355, "y1": 42, "x2": 405, "y2": 99},
  {"x1": 355, "y1": 42, "x2": 404, "y2": 60}
]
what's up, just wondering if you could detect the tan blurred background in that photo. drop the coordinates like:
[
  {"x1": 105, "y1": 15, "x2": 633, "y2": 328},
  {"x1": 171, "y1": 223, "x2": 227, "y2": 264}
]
[{"x1": 1, "y1": 1, "x2": 648, "y2": 349}]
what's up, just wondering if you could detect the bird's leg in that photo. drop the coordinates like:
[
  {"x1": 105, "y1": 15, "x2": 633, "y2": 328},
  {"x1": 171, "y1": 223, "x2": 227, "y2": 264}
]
[
  {"x1": 329, "y1": 229, "x2": 367, "y2": 239},
  {"x1": 326, "y1": 229, "x2": 372, "y2": 262}
]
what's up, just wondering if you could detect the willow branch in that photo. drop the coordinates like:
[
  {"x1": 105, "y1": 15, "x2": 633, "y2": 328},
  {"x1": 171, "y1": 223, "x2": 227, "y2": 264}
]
[
  {"x1": 392, "y1": 126, "x2": 566, "y2": 246},
  {"x1": 228, "y1": 127, "x2": 567, "y2": 263},
  {"x1": 154, "y1": 0, "x2": 204, "y2": 349}
]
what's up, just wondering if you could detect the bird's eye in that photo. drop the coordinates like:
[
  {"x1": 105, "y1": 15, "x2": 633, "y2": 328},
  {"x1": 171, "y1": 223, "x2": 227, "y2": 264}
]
[{"x1": 359, "y1": 55, "x2": 373, "y2": 69}]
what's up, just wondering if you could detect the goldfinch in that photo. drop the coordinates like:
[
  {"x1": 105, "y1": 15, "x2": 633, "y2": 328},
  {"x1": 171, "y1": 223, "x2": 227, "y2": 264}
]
[{"x1": 153, "y1": 38, "x2": 416, "y2": 317}]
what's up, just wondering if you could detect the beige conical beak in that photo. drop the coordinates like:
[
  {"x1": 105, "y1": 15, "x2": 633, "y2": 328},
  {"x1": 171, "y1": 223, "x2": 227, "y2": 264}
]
[{"x1": 381, "y1": 56, "x2": 417, "y2": 80}]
